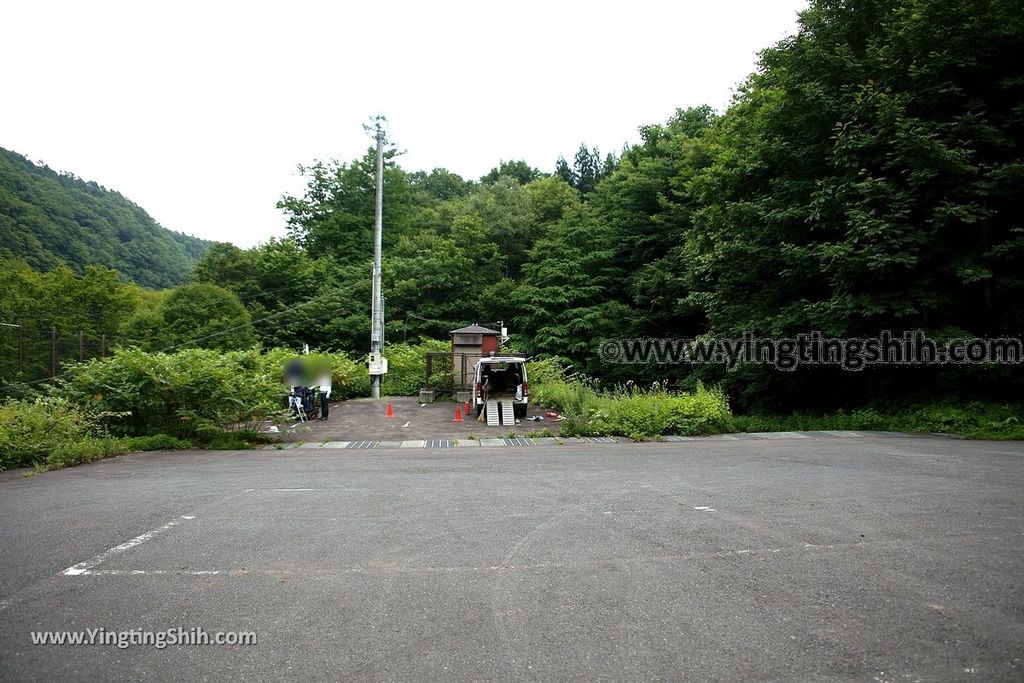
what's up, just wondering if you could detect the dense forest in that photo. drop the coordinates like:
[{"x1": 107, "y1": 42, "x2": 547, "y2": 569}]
[
  {"x1": 265, "y1": 0, "x2": 1024, "y2": 410},
  {"x1": 3, "y1": 0, "x2": 1021, "y2": 414},
  {"x1": 0, "y1": 148, "x2": 211, "y2": 288}
]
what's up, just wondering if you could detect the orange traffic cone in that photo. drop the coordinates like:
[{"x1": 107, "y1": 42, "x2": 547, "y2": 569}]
[
  {"x1": 464, "y1": 400, "x2": 471, "y2": 416},
  {"x1": 453, "y1": 406, "x2": 463, "y2": 423},
  {"x1": 386, "y1": 403, "x2": 394, "y2": 418}
]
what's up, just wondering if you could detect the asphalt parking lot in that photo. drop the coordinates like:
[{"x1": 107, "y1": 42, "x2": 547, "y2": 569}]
[{"x1": 1, "y1": 435, "x2": 1022, "y2": 681}]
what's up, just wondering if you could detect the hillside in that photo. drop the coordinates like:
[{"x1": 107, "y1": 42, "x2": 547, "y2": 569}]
[{"x1": 0, "y1": 148, "x2": 211, "y2": 288}]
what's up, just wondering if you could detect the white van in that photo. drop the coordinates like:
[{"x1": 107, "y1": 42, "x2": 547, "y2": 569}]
[{"x1": 472, "y1": 356, "x2": 529, "y2": 418}]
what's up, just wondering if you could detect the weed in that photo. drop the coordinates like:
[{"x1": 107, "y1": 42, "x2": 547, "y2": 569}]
[
  {"x1": 733, "y1": 402, "x2": 1024, "y2": 440},
  {"x1": 533, "y1": 378, "x2": 732, "y2": 439}
]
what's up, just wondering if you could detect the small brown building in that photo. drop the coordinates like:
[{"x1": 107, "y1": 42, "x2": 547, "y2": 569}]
[{"x1": 450, "y1": 324, "x2": 500, "y2": 389}]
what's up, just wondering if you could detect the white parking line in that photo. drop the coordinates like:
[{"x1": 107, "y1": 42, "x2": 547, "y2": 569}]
[
  {"x1": 62, "y1": 515, "x2": 195, "y2": 576},
  {"x1": 82, "y1": 569, "x2": 226, "y2": 576}
]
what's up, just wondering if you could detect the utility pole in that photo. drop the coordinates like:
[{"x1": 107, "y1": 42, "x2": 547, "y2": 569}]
[{"x1": 369, "y1": 116, "x2": 386, "y2": 398}]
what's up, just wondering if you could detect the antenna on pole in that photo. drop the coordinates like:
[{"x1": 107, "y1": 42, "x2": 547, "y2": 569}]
[{"x1": 367, "y1": 115, "x2": 387, "y2": 398}]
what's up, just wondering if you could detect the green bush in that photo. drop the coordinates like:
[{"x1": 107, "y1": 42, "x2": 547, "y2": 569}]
[
  {"x1": 58, "y1": 347, "x2": 285, "y2": 438},
  {"x1": 56, "y1": 343, "x2": 449, "y2": 440},
  {"x1": 59, "y1": 347, "x2": 361, "y2": 438},
  {"x1": 731, "y1": 402, "x2": 1024, "y2": 439},
  {"x1": 526, "y1": 357, "x2": 571, "y2": 387},
  {"x1": 0, "y1": 396, "x2": 192, "y2": 471},
  {"x1": 533, "y1": 377, "x2": 733, "y2": 440},
  {"x1": 124, "y1": 434, "x2": 192, "y2": 451},
  {"x1": 324, "y1": 353, "x2": 370, "y2": 399},
  {"x1": 0, "y1": 398, "x2": 98, "y2": 469},
  {"x1": 379, "y1": 340, "x2": 449, "y2": 396},
  {"x1": 583, "y1": 383, "x2": 732, "y2": 440},
  {"x1": 45, "y1": 437, "x2": 131, "y2": 470},
  {"x1": 44, "y1": 433, "x2": 190, "y2": 471}
]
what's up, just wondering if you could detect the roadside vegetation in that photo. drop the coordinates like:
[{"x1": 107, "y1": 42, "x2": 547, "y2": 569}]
[
  {"x1": 732, "y1": 404, "x2": 1024, "y2": 441},
  {"x1": 527, "y1": 358, "x2": 731, "y2": 440},
  {"x1": 528, "y1": 360, "x2": 1023, "y2": 441},
  {"x1": 0, "y1": 341, "x2": 446, "y2": 471},
  {"x1": 0, "y1": 398, "x2": 190, "y2": 472},
  {"x1": 2, "y1": 0, "x2": 1022, "y2": 466},
  {"x1": 534, "y1": 379, "x2": 732, "y2": 441}
]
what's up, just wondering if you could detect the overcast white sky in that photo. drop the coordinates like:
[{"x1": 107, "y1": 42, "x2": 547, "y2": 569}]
[{"x1": 0, "y1": 0, "x2": 808, "y2": 248}]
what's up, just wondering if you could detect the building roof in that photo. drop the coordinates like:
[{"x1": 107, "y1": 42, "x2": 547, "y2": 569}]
[{"x1": 449, "y1": 324, "x2": 499, "y2": 335}]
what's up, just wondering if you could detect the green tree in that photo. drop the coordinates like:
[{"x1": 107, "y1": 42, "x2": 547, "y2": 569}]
[
  {"x1": 454, "y1": 178, "x2": 537, "y2": 279},
  {"x1": 160, "y1": 284, "x2": 256, "y2": 351},
  {"x1": 675, "y1": 0, "x2": 1024, "y2": 407},
  {"x1": 516, "y1": 207, "x2": 629, "y2": 370},
  {"x1": 278, "y1": 148, "x2": 414, "y2": 263},
  {"x1": 684, "y1": 0, "x2": 1024, "y2": 339},
  {"x1": 480, "y1": 160, "x2": 542, "y2": 186},
  {"x1": 0, "y1": 260, "x2": 143, "y2": 385},
  {"x1": 525, "y1": 176, "x2": 580, "y2": 226},
  {"x1": 572, "y1": 144, "x2": 603, "y2": 194},
  {"x1": 191, "y1": 242, "x2": 254, "y2": 290},
  {"x1": 554, "y1": 157, "x2": 573, "y2": 185},
  {"x1": 408, "y1": 168, "x2": 473, "y2": 201}
]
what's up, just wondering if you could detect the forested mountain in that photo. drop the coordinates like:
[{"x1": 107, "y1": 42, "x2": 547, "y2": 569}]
[{"x1": 0, "y1": 148, "x2": 211, "y2": 288}]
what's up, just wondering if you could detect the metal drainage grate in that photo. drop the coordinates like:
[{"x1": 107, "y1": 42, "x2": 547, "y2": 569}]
[
  {"x1": 503, "y1": 437, "x2": 536, "y2": 447},
  {"x1": 425, "y1": 439, "x2": 456, "y2": 448},
  {"x1": 345, "y1": 440, "x2": 377, "y2": 449}
]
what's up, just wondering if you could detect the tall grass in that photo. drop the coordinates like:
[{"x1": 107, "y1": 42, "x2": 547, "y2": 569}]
[
  {"x1": 533, "y1": 376, "x2": 733, "y2": 440},
  {"x1": 733, "y1": 402, "x2": 1024, "y2": 440}
]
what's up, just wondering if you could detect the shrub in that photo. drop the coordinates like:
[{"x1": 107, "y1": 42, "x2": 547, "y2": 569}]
[
  {"x1": 730, "y1": 402, "x2": 1024, "y2": 439},
  {"x1": 45, "y1": 437, "x2": 131, "y2": 470},
  {"x1": 58, "y1": 348, "x2": 277, "y2": 438},
  {"x1": 526, "y1": 357, "x2": 571, "y2": 387},
  {"x1": 325, "y1": 353, "x2": 370, "y2": 399},
  {"x1": 0, "y1": 398, "x2": 98, "y2": 469},
  {"x1": 532, "y1": 377, "x2": 733, "y2": 440},
  {"x1": 43, "y1": 433, "x2": 190, "y2": 471},
  {"x1": 56, "y1": 344, "x2": 450, "y2": 439},
  {"x1": 379, "y1": 340, "x2": 449, "y2": 397},
  {"x1": 124, "y1": 434, "x2": 192, "y2": 451}
]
